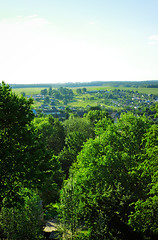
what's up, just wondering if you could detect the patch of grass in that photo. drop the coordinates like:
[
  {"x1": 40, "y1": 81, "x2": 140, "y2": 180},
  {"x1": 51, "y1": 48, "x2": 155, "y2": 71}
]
[
  {"x1": 85, "y1": 86, "x2": 158, "y2": 95},
  {"x1": 12, "y1": 88, "x2": 49, "y2": 96}
]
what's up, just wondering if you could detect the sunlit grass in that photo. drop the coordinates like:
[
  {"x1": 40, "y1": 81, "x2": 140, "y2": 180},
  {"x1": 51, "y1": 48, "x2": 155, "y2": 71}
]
[{"x1": 12, "y1": 88, "x2": 47, "y2": 96}]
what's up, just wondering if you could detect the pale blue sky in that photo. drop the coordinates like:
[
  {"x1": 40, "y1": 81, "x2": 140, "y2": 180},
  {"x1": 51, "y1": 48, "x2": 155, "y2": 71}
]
[{"x1": 0, "y1": 0, "x2": 158, "y2": 84}]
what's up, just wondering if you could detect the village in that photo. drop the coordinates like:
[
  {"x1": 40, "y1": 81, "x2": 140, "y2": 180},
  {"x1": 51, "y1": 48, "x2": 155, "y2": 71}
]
[{"x1": 26, "y1": 87, "x2": 158, "y2": 121}]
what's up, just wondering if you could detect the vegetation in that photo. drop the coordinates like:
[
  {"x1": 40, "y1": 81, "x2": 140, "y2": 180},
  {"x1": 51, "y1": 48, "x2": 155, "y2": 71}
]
[{"x1": 0, "y1": 81, "x2": 158, "y2": 239}]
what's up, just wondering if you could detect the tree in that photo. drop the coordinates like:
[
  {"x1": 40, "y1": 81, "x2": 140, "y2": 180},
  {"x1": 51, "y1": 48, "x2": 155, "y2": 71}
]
[
  {"x1": 0, "y1": 189, "x2": 43, "y2": 240},
  {"x1": 33, "y1": 115, "x2": 65, "y2": 156},
  {"x1": 58, "y1": 131, "x2": 86, "y2": 177},
  {"x1": 76, "y1": 88, "x2": 82, "y2": 94},
  {"x1": 82, "y1": 87, "x2": 87, "y2": 93},
  {"x1": 60, "y1": 113, "x2": 153, "y2": 239},
  {"x1": 48, "y1": 87, "x2": 53, "y2": 96},
  {"x1": 64, "y1": 115, "x2": 94, "y2": 140},
  {"x1": 40, "y1": 88, "x2": 47, "y2": 95},
  {"x1": 39, "y1": 155, "x2": 63, "y2": 205},
  {"x1": 128, "y1": 124, "x2": 158, "y2": 237},
  {"x1": 44, "y1": 95, "x2": 50, "y2": 104},
  {"x1": 0, "y1": 82, "x2": 43, "y2": 206},
  {"x1": 84, "y1": 109, "x2": 112, "y2": 126},
  {"x1": 58, "y1": 116, "x2": 94, "y2": 178},
  {"x1": 0, "y1": 82, "x2": 63, "y2": 238},
  {"x1": 32, "y1": 115, "x2": 65, "y2": 205}
]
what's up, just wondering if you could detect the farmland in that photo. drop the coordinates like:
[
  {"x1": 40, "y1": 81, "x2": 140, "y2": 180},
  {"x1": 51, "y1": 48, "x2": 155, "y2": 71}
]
[
  {"x1": 11, "y1": 85, "x2": 158, "y2": 112},
  {"x1": 12, "y1": 86, "x2": 158, "y2": 96}
]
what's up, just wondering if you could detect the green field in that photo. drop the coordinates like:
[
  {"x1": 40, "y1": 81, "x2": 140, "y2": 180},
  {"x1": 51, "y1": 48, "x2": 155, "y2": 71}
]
[
  {"x1": 12, "y1": 88, "x2": 48, "y2": 96},
  {"x1": 12, "y1": 86, "x2": 158, "y2": 96},
  {"x1": 83, "y1": 86, "x2": 158, "y2": 95}
]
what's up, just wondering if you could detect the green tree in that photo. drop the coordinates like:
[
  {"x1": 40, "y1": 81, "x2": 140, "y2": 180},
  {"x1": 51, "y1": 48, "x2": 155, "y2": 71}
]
[
  {"x1": 82, "y1": 87, "x2": 87, "y2": 93},
  {"x1": 76, "y1": 88, "x2": 82, "y2": 94},
  {"x1": 84, "y1": 109, "x2": 111, "y2": 126},
  {"x1": 64, "y1": 115, "x2": 94, "y2": 140},
  {"x1": 33, "y1": 115, "x2": 65, "y2": 156},
  {"x1": 0, "y1": 189, "x2": 43, "y2": 240},
  {"x1": 40, "y1": 88, "x2": 47, "y2": 95},
  {"x1": 60, "y1": 113, "x2": 152, "y2": 239},
  {"x1": 128, "y1": 124, "x2": 158, "y2": 236},
  {"x1": 58, "y1": 116, "x2": 94, "y2": 177},
  {"x1": 0, "y1": 82, "x2": 44, "y2": 206},
  {"x1": 48, "y1": 87, "x2": 53, "y2": 96},
  {"x1": 44, "y1": 95, "x2": 50, "y2": 104},
  {"x1": 39, "y1": 155, "x2": 63, "y2": 205},
  {"x1": 58, "y1": 131, "x2": 86, "y2": 177}
]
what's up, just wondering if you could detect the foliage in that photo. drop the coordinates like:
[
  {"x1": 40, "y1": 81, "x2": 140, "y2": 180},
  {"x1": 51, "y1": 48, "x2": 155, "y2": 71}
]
[
  {"x1": 40, "y1": 88, "x2": 47, "y2": 95},
  {"x1": 64, "y1": 115, "x2": 94, "y2": 139},
  {"x1": 128, "y1": 124, "x2": 158, "y2": 236},
  {"x1": 84, "y1": 109, "x2": 112, "y2": 126},
  {"x1": 58, "y1": 131, "x2": 87, "y2": 177},
  {"x1": 32, "y1": 115, "x2": 65, "y2": 204},
  {"x1": 33, "y1": 115, "x2": 65, "y2": 155},
  {"x1": 95, "y1": 116, "x2": 114, "y2": 136},
  {"x1": 59, "y1": 113, "x2": 156, "y2": 239},
  {"x1": 58, "y1": 116, "x2": 94, "y2": 177},
  {"x1": 39, "y1": 155, "x2": 63, "y2": 205},
  {"x1": 0, "y1": 189, "x2": 43, "y2": 240},
  {"x1": 0, "y1": 82, "x2": 44, "y2": 206}
]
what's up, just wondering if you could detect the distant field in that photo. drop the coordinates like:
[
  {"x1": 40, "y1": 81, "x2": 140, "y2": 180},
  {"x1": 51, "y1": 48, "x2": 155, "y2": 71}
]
[
  {"x1": 117, "y1": 87, "x2": 158, "y2": 95},
  {"x1": 85, "y1": 86, "x2": 158, "y2": 95},
  {"x1": 12, "y1": 88, "x2": 48, "y2": 96},
  {"x1": 12, "y1": 86, "x2": 158, "y2": 96}
]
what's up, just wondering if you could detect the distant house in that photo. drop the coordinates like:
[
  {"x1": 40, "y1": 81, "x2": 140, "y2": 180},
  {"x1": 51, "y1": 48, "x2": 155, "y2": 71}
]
[
  {"x1": 42, "y1": 109, "x2": 60, "y2": 115},
  {"x1": 42, "y1": 109, "x2": 66, "y2": 119},
  {"x1": 40, "y1": 104, "x2": 49, "y2": 109},
  {"x1": 86, "y1": 90, "x2": 98, "y2": 94},
  {"x1": 58, "y1": 106, "x2": 65, "y2": 110},
  {"x1": 26, "y1": 95, "x2": 31, "y2": 99},
  {"x1": 32, "y1": 109, "x2": 37, "y2": 115},
  {"x1": 32, "y1": 94, "x2": 44, "y2": 100}
]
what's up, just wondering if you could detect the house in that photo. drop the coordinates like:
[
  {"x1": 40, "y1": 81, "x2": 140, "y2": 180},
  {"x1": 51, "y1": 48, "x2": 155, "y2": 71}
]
[
  {"x1": 86, "y1": 90, "x2": 98, "y2": 94},
  {"x1": 58, "y1": 106, "x2": 65, "y2": 111},
  {"x1": 32, "y1": 109, "x2": 37, "y2": 115}
]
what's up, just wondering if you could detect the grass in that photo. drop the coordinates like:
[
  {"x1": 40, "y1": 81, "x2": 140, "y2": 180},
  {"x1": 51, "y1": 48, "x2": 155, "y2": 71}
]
[
  {"x1": 84, "y1": 86, "x2": 158, "y2": 95},
  {"x1": 12, "y1": 86, "x2": 158, "y2": 96},
  {"x1": 12, "y1": 88, "x2": 49, "y2": 96}
]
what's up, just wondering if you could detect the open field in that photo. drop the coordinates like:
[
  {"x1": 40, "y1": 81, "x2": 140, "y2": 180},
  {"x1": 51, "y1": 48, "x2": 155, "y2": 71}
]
[
  {"x1": 12, "y1": 88, "x2": 47, "y2": 96},
  {"x1": 12, "y1": 86, "x2": 158, "y2": 96},
  {"x1": 83, "y1": 86, "x2": 158, "y2": 95}
]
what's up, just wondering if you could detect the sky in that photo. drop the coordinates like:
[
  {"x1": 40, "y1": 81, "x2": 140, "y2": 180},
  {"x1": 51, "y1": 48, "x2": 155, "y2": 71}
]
[{"x1": 0, "y1": 0, "x2": 158, "y2": 84}]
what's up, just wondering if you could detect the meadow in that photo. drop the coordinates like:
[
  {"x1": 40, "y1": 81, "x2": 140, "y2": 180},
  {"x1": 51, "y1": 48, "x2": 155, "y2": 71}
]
[{"x1": 12, "y1": 86, "x2": 158, "y2": 96}]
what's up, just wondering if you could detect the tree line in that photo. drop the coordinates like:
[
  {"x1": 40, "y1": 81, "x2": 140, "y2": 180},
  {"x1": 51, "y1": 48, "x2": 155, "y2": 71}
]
[
  {"x1": 0, "y1": 82, "x2": 157, "y2": 239},
  {"x1": 10, "y1": 80, "x2": 158, "y2": 89}
]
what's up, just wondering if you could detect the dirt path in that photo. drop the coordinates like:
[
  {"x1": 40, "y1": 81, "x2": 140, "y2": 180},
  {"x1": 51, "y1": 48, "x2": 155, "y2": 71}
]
[{"x1": 44, "y1": 219, "x2": 58, "y2": 232}]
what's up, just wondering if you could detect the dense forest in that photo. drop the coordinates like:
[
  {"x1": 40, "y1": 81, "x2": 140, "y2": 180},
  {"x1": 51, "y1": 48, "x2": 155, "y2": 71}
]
[{"x1": 0, "y1": 82, "x2": 158, "y2": 240}]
